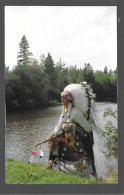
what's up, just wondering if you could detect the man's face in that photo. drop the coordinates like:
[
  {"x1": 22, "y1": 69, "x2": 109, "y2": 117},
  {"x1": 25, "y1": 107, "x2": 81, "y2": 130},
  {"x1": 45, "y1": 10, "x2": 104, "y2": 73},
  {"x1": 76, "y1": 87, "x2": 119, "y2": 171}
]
[{"x1": 61, "y1": 96, "x2": 69, "y2": 106}]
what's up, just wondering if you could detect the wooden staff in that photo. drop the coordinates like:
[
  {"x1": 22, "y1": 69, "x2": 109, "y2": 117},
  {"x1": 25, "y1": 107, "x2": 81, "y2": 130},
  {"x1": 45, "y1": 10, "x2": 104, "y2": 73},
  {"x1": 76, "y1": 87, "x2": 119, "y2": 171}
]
[
  {"x1": 35, "y1": 131, "x2": 60, "y2": 147},
  {"x1": 35, "y1": 134, "x2": 57, "y2": 147},
  {"x1": 35, "y1": 138, "x2": 52, "y2": 147}
]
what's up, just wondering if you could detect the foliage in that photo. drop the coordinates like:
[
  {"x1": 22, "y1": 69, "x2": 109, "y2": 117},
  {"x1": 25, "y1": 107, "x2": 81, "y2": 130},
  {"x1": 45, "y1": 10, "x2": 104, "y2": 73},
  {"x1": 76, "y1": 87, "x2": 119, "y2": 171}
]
[
  {"x1": 6, "y1": 159, "x2": 108, "y2": 184},
  {"x1": 67, "y1": 65, "x2": 84, "y2": 84},
  {"x1": 55, "y1": 59, "x2": 69, "y2": 93},
  {"x1": 5, "y1": 35, "x2": 117, "y2": 112},
  {"x1": 5, "y1": 64, "x2": 48, "y2": 112},
  {"x1": 103, "y1": 107, "x2": 118, "y2": 142},
  {"x1": 104, "y1": 66, "x2": 108, "y2": 74},
  {"x1": 103, "y1": 107, "x2": 117, "y2": 119},
  {"x1": 109, "y1": 69, "x2": 113, "y2": 76},
  {"x1": 17, "y1": 35, "x2": 33, "y2": 65},
  {"x1": 94, "y1": 70, "x2": 117, "y2": 101},
  {"x1": 44, "y1": 53, "x2": 57, "y2": 86},
  {"x1": 39, "y1": 54, "x2": 46, "y2": 70},
  {"x1": 83, "y1": 63, "x2": 95, "y2": 87}
]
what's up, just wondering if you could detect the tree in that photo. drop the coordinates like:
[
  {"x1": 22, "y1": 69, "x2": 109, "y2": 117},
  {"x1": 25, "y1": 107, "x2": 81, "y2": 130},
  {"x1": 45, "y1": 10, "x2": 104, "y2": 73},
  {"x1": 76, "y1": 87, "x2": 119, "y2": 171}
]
[
  {"x1": 43, "y1": 53, "x2": 59, "y2": 100},
  {"x1": 76, "y1": 68, "x2": 84, "y2": 83},
  {"x1": 55, "y1": 58, "x2": 68, "y2": 91},
  {"x1": 104, "y1": 66, "x2": 108, "y2": 74},
  {"x1": 109, "y1": 69, "x2": 113, "y2": 76},
  {"x1": 82, "y1": 63, "x2": 95, "y2": 86},
  {"x1": 94, "y1": 70, "x2": 117, "y2": 101},
  {"x1": 44, "y1": 53, "x2": 57, "y2": 86},
  {"x1": 5, "y1": 64, "x2": 49, "y2": 112},
  {"x1": 67, "y1": 66, "x2": 78, "y2": 84},
  {"x1": 39, "y1": 54, "x2": 46, "y2": 70},
  {"x1": 17, "y1": 35, "x2": 33, "y2": 65}
]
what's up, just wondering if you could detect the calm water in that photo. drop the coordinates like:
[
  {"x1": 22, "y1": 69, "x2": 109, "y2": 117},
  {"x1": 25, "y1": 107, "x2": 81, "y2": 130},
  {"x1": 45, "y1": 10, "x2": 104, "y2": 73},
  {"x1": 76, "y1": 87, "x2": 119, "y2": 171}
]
[{"x1": 5, "y1": 102, "x2": 118, "y2": 179}]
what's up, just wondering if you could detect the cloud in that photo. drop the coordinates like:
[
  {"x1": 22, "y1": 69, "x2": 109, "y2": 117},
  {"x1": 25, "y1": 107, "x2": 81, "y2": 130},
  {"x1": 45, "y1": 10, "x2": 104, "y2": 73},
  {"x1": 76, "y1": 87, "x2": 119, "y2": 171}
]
[{"x1": 5, "y1": 6, "x2": 117, "y2": 71}]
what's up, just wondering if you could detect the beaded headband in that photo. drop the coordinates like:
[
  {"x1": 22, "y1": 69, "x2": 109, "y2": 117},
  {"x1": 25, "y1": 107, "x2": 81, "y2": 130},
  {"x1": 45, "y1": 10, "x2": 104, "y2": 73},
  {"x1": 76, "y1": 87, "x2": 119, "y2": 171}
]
[{"x1": 61, "y1": 91, "x2": 74, "y2": 101}]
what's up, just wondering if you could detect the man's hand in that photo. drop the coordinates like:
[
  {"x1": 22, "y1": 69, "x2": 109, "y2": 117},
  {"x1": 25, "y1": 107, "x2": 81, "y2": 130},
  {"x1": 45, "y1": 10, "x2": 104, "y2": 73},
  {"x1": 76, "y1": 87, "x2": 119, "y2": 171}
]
[{"x1": 47, "y1": 131, "x2": 56, "y2": 140}]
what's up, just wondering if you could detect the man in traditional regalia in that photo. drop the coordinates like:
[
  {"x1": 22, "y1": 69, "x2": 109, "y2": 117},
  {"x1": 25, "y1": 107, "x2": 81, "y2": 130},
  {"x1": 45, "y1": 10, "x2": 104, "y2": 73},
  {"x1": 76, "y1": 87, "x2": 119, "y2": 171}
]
[{"x1": 47, "y1": 82, "x2": 97, "y2": 178}]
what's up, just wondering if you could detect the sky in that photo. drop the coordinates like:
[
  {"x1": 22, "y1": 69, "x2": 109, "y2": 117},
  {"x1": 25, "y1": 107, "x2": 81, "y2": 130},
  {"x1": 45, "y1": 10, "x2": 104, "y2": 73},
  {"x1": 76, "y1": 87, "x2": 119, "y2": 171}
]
[{"x1": 5, "y1": 6, "x2": 117, "y2": 71}]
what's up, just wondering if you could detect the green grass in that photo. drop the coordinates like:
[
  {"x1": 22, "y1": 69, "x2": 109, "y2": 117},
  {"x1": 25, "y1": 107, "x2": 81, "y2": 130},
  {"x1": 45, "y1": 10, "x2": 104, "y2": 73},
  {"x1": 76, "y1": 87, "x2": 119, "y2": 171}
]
[{"x1": 6, "y1": 158, "x2": 107, "y2": 184}]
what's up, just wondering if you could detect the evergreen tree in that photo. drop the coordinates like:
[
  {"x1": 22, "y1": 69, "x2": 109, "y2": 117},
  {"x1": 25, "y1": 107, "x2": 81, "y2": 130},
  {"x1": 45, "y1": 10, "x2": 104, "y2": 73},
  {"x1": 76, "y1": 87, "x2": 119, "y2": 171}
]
[
  {"x1": 40, "y1": 54, "x2": 46, "y2": 68},
  {"x1": 76, "y1": 68, "x2": 84, "y2": 83},
  {"x1": 104, "y1": 66, "x2": 108, "y2": 74},
  {"x1": 44, "y1": 53, "x2": 57, "y2": 86},
  {"x1": 55, "y1": 59, "x2": 68, "y2": 92},
  {"x1": 17, "y1": 35, "x2": 33, "y2": 65},
  {"x1": 44, "y1": 53, "x2": 59, "y2": 100},
  {"x1": 83, "y1": 63, "x2": 95, "y2": 86},
  {"x1": 109, "y1": 69, "x2": 113, "y2": 76},
  {"x1": 67, "y1": 66, "x2": 79, "y2": 84}
]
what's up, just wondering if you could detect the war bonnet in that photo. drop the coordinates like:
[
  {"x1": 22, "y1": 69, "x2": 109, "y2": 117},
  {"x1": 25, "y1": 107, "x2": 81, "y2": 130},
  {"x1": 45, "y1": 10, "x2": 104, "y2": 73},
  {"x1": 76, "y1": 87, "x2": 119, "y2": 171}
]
[{"x1": 62, "y1": 82, "x2": 95, "y2": 116}]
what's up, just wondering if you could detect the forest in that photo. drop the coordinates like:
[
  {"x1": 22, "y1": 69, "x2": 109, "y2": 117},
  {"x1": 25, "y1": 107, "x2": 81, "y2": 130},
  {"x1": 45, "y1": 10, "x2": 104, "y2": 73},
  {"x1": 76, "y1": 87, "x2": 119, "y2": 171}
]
[{"x1": 5, "y1": 35, "x2": 117, "y2": 112}]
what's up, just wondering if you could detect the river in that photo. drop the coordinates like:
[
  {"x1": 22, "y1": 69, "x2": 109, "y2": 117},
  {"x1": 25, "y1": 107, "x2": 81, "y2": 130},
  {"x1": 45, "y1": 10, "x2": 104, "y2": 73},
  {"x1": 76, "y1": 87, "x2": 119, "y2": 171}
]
[{"x1": 5, "y1": 102, "x2": 118, "y2": 180}]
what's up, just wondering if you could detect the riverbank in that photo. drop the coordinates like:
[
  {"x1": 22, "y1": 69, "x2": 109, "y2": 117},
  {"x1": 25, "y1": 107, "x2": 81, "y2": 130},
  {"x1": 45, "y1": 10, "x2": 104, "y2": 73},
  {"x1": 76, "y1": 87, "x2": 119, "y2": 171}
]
[
  {"x1": 6, "y1": 100, "x2": 61, "y2": 113},
  {"x1": 6, "y1": 159, "x2": 117, "y2": 184},
  {"x1": 6, "y1": 99, "x2": 117, "y2": 113},
  {"x1": 5, "y1": 158, "x2": 101, "y2": 184}
]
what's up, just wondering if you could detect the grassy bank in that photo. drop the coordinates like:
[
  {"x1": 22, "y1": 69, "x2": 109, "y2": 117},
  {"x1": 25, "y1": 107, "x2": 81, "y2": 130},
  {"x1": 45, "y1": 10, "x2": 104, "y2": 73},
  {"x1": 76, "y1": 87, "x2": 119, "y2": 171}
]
[{"x1": 5, "y1": 159, "x2": 109, "y2": 184}]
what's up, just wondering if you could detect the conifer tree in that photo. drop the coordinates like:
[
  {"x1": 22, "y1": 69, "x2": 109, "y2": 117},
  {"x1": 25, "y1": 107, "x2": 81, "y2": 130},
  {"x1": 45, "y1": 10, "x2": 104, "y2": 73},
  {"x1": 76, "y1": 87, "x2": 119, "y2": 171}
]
[
  {"x1": 17, "y1": 35, "x2": 33, "y2": 65},
  {"x1": 109, "y1": 69, "x2": 113, "y2": 76},
  {"x1": 83, "y1": 63, "x2": 95, "y2": 86},
  {"x1": 104, "y1": 66, "x2": 108, "y2": 74},
  {"x1": 40, "y1": 54, "x2": 46, "y2": 68},
  {"x1": 44, "y1": 53, "x2": 57, "y2": 86}
]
